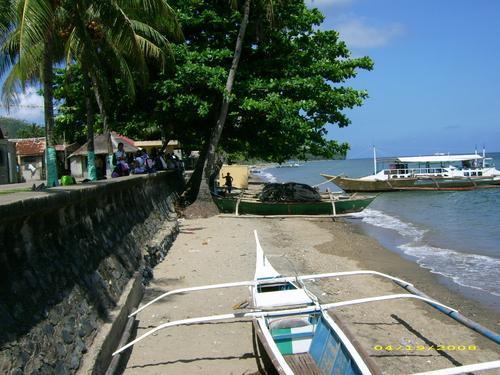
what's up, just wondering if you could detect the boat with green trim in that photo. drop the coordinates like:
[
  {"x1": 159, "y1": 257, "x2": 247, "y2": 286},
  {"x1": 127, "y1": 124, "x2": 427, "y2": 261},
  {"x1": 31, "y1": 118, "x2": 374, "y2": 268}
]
[
  {"x1": 212, "y1": 181, "x2": 375, "y2": 216},
  {"x1": 213, "y1": 193, "x2": 375, "y2": 215}
]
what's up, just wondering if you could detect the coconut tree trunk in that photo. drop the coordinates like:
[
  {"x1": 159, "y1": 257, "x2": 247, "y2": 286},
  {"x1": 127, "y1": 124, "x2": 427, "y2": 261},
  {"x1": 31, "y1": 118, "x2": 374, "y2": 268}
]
[
  {"x1": 195, "y1": 0, "x2": 251, "y2": 201},
  {"x1": 43, "y1": 33, "x2": 58, "y2": 187},
  {"x1": 83, "y1": 69, "x2": 97, "y2": 181}
]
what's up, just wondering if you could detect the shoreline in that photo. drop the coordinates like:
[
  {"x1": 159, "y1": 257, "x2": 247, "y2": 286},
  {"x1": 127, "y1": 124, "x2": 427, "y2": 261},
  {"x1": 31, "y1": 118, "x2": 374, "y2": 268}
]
[
  {"x1": 124, "y1": 215, "x2": 499, "y2": 374},
  {"x1": 314, "y1": 219, "x2": 500, "y2": 331}
]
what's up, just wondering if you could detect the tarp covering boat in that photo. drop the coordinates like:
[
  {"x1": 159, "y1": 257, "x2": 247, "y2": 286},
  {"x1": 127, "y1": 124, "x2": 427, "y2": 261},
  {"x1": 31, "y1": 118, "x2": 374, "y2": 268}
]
[{"x1": 260, "y1": 182, "x2": 321, "y2": 202}]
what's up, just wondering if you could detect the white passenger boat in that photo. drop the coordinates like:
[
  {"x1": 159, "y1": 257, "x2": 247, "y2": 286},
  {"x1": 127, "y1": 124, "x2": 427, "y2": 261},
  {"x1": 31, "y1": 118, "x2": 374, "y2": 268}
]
[
  {"x1": 112, "y1": 231, "x2": 500, "y2": 374},
  {"x1": 322, "y1": 151, "x2": 500, "y2": 192}
]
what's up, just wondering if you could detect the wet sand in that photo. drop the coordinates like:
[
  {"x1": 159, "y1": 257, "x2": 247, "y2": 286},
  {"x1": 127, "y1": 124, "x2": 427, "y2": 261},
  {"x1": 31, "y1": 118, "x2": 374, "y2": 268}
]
[{"x1": 123, "y1": 216, "x2": 499, "y2": 374}]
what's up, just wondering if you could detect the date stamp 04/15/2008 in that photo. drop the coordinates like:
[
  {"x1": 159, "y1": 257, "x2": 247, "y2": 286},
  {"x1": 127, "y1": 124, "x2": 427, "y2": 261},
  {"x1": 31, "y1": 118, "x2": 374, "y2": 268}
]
[{"x1": 373, "y1": 345, "x2": 478, "y2": 352}]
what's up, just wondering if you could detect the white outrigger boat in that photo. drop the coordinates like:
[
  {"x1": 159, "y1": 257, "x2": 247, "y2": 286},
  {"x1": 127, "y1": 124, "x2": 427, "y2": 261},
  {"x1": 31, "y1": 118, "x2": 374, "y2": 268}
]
[
  {"x1": 321, "y1": 150, "x2": 500, "y2": 192},
  {"x1": 113, "y1": 231, "x2": 500, "y2": 374}
]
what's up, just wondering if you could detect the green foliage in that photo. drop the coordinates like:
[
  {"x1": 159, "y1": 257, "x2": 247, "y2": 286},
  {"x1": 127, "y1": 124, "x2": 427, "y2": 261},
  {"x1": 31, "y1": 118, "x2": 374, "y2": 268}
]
[
  {"x1": 53, "y1": 66, "x2": 88, "y2": 144},
  {"x1": 155, "y1": 0, "x2": 372, "y2": 162},
  {"x1": 54, "y1": 63, "x2": 165, "y2": 141},
  {"x1": 0, "y1": 116, "x2": 43, "y2": 138},
  {"x1": 53, "y1": 0, "x2": 372, "y2": 162}
]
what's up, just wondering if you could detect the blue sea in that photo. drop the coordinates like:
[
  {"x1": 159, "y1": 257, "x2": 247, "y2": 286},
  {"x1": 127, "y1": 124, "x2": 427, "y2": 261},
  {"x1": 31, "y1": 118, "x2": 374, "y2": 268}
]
[{"x1": 256, "y1": 153, "x2": 500, "y2": 309}]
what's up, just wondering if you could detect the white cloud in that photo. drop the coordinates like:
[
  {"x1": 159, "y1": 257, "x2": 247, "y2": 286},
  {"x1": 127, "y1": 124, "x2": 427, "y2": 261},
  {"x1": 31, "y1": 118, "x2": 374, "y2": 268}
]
[
  {"x1": 0, "y1": 87, "x2": 44, "y2": 124},
  {"x1": 336, "y1": 19, "x2": 404, "y2": 48}
]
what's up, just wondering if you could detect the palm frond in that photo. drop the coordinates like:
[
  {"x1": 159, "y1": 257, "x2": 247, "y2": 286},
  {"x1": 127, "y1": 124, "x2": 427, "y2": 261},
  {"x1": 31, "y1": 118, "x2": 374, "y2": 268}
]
[{"x1": 17, "y1": 0, "x2": 54, "y2": 65}]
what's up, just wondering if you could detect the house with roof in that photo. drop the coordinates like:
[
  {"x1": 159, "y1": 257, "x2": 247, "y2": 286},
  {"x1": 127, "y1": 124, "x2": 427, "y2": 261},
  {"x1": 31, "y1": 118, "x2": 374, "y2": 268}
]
[
  {"x1": 0, "y1": 128, "x2": 18, "y2": 184},
  {"x1": 11, "y1": 137, "x2": 46, "y2": 181},
  {"x1": 9, "y1": 137, "x2": 78, "y2": 182}
]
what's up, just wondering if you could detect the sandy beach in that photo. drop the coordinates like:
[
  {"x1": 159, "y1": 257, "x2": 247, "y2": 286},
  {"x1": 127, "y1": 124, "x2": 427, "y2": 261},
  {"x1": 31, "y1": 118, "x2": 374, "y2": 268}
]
[{"x1": 123, "y1": 215, "x2": 499, "y2": 374}]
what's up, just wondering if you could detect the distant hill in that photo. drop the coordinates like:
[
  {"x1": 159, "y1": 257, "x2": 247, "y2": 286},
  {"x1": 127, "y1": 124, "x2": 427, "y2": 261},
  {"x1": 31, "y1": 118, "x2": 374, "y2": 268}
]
[{"x1": 0, "y1": 117, "x2": 44, "y2": 138}]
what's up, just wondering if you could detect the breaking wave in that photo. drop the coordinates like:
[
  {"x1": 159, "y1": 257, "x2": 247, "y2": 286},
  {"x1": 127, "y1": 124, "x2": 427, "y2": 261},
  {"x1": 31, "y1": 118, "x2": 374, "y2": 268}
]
[{"x1": 355, "y1": 209, "x2": 500, "y2": 297}]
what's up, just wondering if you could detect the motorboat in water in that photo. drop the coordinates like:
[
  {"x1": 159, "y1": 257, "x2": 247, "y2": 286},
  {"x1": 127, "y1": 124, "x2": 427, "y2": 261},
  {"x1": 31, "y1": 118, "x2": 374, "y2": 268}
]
[{"x1": 321, "y1": 151, "x2": 500, "y2": 192}]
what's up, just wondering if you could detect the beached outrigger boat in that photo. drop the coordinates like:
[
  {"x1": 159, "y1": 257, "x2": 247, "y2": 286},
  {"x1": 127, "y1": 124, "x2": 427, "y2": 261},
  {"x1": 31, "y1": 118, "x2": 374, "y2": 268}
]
[
  {"x1": 213, "y1": 193, "x2": 375, "y2": 216},
  {"x1": 321, "y1": 152, "x2": 500, "y2": 192},
  {"x1": 213, "y1": 182, "x2": 376, "y2": 216},
  {"x1": 113, "y1": 231, "x2": 500, "y2": 374}
]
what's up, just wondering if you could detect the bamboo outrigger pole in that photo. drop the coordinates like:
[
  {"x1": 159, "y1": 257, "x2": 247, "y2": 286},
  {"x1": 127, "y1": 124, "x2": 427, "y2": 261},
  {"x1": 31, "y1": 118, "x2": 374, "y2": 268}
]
[{"x1": 115, "y1": 293, "x2": 457, "y2": 357}]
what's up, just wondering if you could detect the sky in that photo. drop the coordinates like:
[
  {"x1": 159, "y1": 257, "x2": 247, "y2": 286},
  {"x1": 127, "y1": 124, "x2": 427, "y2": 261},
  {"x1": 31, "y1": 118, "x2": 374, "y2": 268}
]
[
  {"x1": 308, "y1": 0, "x2": 500, "y2": 157},
  {"x1": 2, "y1": 1, "x2": 500, "y2": 157}
]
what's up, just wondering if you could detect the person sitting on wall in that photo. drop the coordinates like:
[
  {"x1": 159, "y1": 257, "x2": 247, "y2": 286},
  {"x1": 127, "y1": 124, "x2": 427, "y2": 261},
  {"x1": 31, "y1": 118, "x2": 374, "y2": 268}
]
[
  {"x1": 132, "y1": 150, "x2": 146, "y2": 174},
  {"x1": 151, "y1": 148, "x2": 164, "y2": 171},
  {"x1": 142, "y1": 150, "x2": 156, "y2": 173},
  {"x1": 114, "y1": 142, "x2": 130, "y2": 172},
  {"x1": 112, "y1": 162, "x2": 130, "y2": 178}
]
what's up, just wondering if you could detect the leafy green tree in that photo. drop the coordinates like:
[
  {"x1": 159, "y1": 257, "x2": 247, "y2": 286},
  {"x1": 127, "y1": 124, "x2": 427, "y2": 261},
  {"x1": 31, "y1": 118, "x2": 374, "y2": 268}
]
[{"x1": 157, "y1": 0, "x2": 373, "y2": 201}]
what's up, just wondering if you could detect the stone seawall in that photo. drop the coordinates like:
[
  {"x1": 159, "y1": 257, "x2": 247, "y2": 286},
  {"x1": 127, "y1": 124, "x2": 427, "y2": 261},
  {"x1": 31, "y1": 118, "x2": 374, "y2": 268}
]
[{"x1": 0, "y1": 172, "x2": 182, "y2": 375}]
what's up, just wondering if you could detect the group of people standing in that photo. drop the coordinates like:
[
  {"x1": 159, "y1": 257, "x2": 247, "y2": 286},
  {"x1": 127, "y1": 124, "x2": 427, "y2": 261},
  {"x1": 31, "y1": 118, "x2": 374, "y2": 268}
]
[{"x1": 112, "y1": 142, "x2": 183, "y2": 178}]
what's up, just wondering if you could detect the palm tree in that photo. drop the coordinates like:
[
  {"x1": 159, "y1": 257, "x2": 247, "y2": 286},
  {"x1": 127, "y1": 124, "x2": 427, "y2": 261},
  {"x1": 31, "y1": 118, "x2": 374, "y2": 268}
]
[
  {"x1": 1, "y1": 0, "x2": 180, "y2": 182},
  {"x1": 1, "y1": 0, "x2": 62, "y2": 187},
  {"x1": 61, "y1": 0, "x2": 180, "y2": 179}
]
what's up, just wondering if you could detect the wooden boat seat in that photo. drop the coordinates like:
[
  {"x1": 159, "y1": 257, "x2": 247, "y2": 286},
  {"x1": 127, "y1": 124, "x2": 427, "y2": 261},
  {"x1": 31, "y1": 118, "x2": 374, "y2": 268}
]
[{"x1": 284, "y1": 353, "x2": 322, "y2": 375}]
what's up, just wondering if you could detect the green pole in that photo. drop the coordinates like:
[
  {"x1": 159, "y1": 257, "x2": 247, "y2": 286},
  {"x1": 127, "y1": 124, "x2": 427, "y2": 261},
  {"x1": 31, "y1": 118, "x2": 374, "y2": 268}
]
[
  {"x1": 88, "y1": 151, "x2": 97, "y2": 181},
  {"x1": 46, "y1": 147, "x2": 58, "y2": 187}
]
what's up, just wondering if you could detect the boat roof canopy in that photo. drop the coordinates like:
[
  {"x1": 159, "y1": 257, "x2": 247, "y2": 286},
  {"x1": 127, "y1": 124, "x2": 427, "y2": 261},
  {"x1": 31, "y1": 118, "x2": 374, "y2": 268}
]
[{"x1": 396, "y1": 154, "x2": 483, "y2": 163}]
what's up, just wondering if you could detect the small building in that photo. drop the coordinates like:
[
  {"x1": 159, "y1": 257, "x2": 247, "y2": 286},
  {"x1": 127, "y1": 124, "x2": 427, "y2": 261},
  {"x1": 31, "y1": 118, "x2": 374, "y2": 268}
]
[
  {"x1": 0, "y1": 128, "x2": 18, "y2": 184},
  {"x1": 69, "y1": 132, "x2": 138, "y2": 179},
  {"x1": 12, "y1": 137, "x2": 46, "y2": 182}
]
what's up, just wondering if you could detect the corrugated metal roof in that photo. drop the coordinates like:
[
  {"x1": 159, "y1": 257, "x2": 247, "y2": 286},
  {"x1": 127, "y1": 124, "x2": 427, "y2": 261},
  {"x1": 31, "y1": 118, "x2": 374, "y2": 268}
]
[{"x1": 12, "y1": 137, "x2": 46, "y2": 156}]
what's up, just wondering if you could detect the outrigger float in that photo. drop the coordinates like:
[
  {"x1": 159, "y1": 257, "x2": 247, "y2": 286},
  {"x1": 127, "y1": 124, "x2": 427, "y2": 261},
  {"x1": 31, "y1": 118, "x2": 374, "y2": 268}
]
[
  {"x1": 113, "y1": 231, "x2": 500, "y2": 374},
  {"x1": 321, "y1": 150, "x2": 500, "y2": 192}
]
